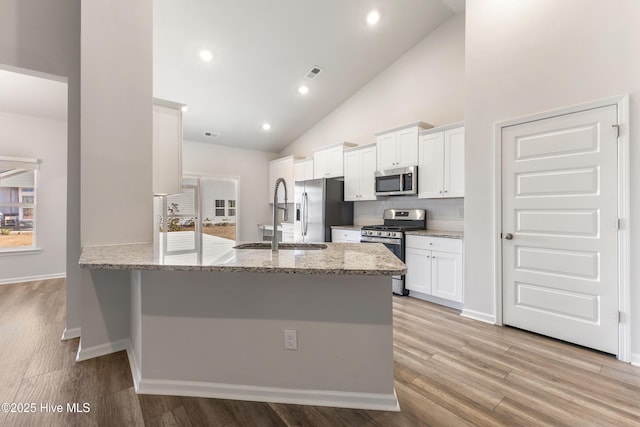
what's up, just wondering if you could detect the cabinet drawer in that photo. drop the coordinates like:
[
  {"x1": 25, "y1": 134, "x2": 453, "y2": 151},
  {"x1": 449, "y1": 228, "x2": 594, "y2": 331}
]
[
  {"x1": 406, "y1": 235, "x2": 462, "y2": 253},
  {"x1": 331, "y1": 228, "x2": 361, "y2": 243}
]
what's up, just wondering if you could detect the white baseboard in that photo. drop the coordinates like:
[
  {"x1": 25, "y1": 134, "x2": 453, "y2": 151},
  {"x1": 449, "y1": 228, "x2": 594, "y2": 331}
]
[
  {"x1": 75, "y1": 338, "x2": 129, "y2": 362},
  {"x1": 135, "y1": 377, "x2": 400, "y2": 412},
  {"x1": 0, "y1": 272, "x2": 66, "y2": 286},
  {"x1": 460, "y1": 308, "x2": 496, "y2": 324},
  {"x1": 631, "y1": 353, "x2": 640, "y2": 367},
  {"x1": 61, "y1": 327, "x2": 81, "y2": 340},
  {"x1": 75, "y1": 339, "x2": 398, "y2": 411},
  {"x1": 408, "y1": 291, "x2": 463, "y2": 311},
  {"x1": 124, "y1": 342, "x2": 142, "y2": 389}
]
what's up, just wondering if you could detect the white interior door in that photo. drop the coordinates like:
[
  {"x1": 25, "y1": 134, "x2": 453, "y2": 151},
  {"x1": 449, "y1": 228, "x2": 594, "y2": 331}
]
[{"x1": 502, "y1": 105, "x2": 619, "y2": 354}]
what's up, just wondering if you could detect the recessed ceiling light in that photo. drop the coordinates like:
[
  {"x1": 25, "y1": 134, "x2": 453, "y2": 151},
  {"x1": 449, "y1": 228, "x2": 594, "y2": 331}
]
[
  {"x1": 298, "y1": 85, "x2": 309, "y2": 95},
  {"x1": 366, "y1": 10, "x2": 380, "y2": 26},
  {"x1": 181, "y1": 105, "x2": 188, "y2": 112},
  {"x1": 199, "y1": 50, "x2": 213, "y2": 61},
  {"x1": 262, "y1": 122, "x2": 271, "y2": 131}
]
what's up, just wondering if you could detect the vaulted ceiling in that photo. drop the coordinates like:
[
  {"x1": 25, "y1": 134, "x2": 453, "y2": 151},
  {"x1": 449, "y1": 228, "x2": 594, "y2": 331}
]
[{"x1": 153, "y1": 0, "x2": 463, "y2": 153}]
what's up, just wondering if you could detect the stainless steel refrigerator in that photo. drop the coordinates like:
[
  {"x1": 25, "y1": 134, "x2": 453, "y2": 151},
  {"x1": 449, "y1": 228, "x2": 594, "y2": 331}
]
[{"x1": 294, "y1": 178, "x2": 354, "y2": 243}]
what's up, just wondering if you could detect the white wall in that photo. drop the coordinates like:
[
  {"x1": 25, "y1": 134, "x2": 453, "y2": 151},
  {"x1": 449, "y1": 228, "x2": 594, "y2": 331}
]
[
  {"x1": 200, "y1": 178, "x2": 237, "y2": 223},
  {"x1": 280, "y1": 14, "x2": 465, "y2": 158},
  {"x1": 0, "y1": 111, "x2": 67, "y2": 283},
  {"x1": 355, "y1": 197, "x2": 464, "y2": 230},
  {"x1": 81, "y1": 0, "x2": 153, "y2": 246},
  {"x1": 77, "y1": 0, "x2": 152, "y2": 348},
  {"x1": 183, "y1": 140, "x2": 277, "y2": 241},
  {"x1": 464, "y1": 0, "x2": 640, "y2": 359},
  {"x1": 0, "y1": 0, "x2": 81, "y2": 333}
]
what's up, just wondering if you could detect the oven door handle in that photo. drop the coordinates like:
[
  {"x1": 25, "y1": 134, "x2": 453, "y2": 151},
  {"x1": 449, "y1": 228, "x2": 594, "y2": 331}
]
[{"x1": 360, "y1": 236, "x2": 402, "y2": 245}]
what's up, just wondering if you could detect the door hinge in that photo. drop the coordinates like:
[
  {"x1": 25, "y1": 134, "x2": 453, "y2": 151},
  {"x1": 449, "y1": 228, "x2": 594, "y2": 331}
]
[
  {"x1": 619, "y1": 311, "x2": 623, "y2": 323},
  {"x1": 617, "y1": 218, "x2": 623, "y2": 230},
  {"x1": 612, "y1": 124, "x2": 620, "y2": 139}
]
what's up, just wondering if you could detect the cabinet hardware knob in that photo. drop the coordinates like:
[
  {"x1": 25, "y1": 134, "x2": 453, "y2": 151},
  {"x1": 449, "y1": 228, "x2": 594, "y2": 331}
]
[
  {"x1": 503, "y1": 233, "x2": 514, "y2": 240},
  {"x1": 444, "y1": 190, "x2": 448, "y2": 193}
]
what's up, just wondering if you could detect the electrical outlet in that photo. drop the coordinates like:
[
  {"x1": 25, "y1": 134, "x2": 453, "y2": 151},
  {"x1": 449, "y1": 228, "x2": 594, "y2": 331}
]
[{"x1": 284, "y1": 329, "x2": 297, "y2": 350}]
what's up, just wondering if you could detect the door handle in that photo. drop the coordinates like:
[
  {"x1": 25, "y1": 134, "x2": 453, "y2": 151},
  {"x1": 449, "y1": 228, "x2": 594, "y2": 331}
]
[
  {"x1": 503, "y1": 233, "x2": 513, "y2": 240},
  {"x1": 303, "y1": 192, "x2": 309, "y2": 236}
]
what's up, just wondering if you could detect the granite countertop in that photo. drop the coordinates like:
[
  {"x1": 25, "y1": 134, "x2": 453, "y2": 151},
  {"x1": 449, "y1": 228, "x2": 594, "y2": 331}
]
[
  {"x1": 330, "y1": 225, "x2": 363, "y2": 231},
  {"x1": 404, "y1": 229, "x2": 464, "y2": 239},
  {"x1": 79, "y1": 242, "x2": 406, "y2": 276}
]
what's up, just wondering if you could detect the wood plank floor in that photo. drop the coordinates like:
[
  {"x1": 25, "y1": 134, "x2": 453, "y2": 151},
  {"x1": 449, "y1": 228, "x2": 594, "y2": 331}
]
[{"x1": 0, "y1": 279, "x2": 639, "y2": 426}]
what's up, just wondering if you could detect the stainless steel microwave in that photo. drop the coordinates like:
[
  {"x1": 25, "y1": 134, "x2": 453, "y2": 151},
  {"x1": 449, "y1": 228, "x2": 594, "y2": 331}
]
[{"x1": 374, "y1": 166, "x2": 417, "y2": 196}]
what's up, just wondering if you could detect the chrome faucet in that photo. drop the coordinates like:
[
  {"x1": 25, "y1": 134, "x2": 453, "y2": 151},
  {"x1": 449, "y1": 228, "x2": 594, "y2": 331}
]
[{"x1": 272, "y1": 177, "x2": 288, "y2": 252}]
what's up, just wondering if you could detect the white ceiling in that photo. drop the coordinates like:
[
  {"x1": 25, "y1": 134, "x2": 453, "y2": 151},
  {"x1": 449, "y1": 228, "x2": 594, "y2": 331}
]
[
  {"x1": 0, "y1": 68, "x2": 67, "y2": 121},
  {"x1": 153, "y1": 0, "x2": 461, "y2": 153}
]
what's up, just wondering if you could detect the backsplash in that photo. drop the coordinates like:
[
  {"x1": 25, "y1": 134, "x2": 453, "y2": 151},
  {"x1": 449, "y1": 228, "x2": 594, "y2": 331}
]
[{"x1": 354, "y1": 197, "x2": 464, "y2": 231}]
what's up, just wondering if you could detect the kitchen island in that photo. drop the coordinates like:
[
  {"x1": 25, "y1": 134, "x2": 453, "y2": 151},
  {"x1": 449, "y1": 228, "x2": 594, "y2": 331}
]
[{"x1": 78, "y1": 242, "x2": 405, "y2": 411}]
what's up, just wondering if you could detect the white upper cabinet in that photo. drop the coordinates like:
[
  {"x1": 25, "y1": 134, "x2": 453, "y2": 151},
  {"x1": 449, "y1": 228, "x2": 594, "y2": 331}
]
[
  {"x1": 418, "y1": 123, "x2": 465, "y2": 199},
  {"x1": 153, "y1": 98, "x2": 185, "y2": 195},
  {"x1": 344, "y1": 144, "x2": 377, "y2": 201},
  {"x1": 313, "y1": 142, "x2": 356, "y2": 178},
  {"x1": 269, "y1": 155, "x2": 299, "y2": 204},
  {"x1": 375, "y1": 121, "x2": 432, "y2": 170},
  {"x1": 293, "y1": 159, "x2": 314, "y2": 183}
]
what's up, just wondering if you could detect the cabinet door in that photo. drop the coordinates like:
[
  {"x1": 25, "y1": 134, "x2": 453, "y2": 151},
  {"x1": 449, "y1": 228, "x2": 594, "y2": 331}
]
[
  {"x1": 343, "y1": 150, "x2": 360, "y2": 201},
  {"x1": 270, "y1": 158, "x2": 293, "y2": 204},
  {"x1": 303, "y1": 160, "x2": 314, "y2": 180},
  {"x1": 376, "y1": 132, "x2": 397, "y2": 170},
  {"x1": 293, "y1": 161, "x2": 305, "y2": 183},
  {"x1": 405, "y1": 247, "x2": 431, "y2": 294},
  {"x1": 327, "y1": 146, "x2": 344, "y2": 177},
  {"x1": 153, "y1": 104, "x2": 183, "y2": 195},
  {"x1": 279, "y1": 158, "x2": 293, "y2": 204},
  {"x1": 268, "y1": 160, "x2": 278, "y2": 203},
  {"x1": 397, "y1": 126, "x2": 419, "y2": 167},
  {"x1": 418, "y1": 133, "x2": 444, "y2": 198},
  {"x1": 431, "y1": 251, "x2": 463, "y2": 302},
  {"x1": 443, "y1": 127, "x2": 465, "y2": 198},
  {"x1": 314, "y1": 150, "x2": 329, "y2": 178},
  {"x1": 293, "y1": 159, "x2": 313, "y2": 183},
  {"x1": 359, "y1": 146, "x2": 377, "y2": 200}
]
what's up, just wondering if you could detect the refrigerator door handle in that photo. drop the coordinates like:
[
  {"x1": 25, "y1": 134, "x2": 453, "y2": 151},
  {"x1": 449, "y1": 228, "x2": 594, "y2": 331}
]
[{"x1": 303, "y1": 192, "x2": 309, "y2": 236}]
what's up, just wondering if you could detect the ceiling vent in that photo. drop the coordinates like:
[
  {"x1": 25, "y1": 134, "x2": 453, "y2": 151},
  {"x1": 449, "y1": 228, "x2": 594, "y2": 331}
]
[
  {"x1": 204, "y1": 132, "x2": 219, "y2": 138},
  {"x1": 304, "y1": 66, "x2": 324, "y2": 80}
]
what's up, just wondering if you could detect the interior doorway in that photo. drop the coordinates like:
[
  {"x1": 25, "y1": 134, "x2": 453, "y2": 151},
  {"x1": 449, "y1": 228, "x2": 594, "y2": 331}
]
[
  {"x1": 495, "y1": 95, "x2": 630, "y2": 361},
  {"x1": 155, "y1": 175, "x2": 239, "y2": 264}
]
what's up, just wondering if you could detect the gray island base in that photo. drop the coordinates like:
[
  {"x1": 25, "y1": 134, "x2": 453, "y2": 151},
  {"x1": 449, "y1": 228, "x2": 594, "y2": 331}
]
[{"x1": 78, "y1": 242, "x2": 405, "y2": 411}]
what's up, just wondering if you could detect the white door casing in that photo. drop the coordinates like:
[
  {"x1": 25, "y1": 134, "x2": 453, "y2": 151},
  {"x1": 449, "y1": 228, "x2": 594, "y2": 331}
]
[{"x1": 501, "y1": 104, "x2": 621, "y2": 355}]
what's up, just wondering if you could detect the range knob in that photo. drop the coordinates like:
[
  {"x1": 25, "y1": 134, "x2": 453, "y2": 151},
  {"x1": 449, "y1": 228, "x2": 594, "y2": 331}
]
[
  {"x1": 376, "y1": 231, "x2": 382, "y2": 236},
  {"x1": 386, "y1": 232, "x2": 392, "y2": 237}
]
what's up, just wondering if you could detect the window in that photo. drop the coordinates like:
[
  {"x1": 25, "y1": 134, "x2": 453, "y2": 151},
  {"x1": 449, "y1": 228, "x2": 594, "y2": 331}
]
[
  {"x1": 228, "y1": 199, "x2": 236, "y2": 217},
  {"x1": 0, "y1": 157, "x2": 38, "y2": 250},
  {"x1": 215, "y1": 199, "x2": 225, "y2": 216}
]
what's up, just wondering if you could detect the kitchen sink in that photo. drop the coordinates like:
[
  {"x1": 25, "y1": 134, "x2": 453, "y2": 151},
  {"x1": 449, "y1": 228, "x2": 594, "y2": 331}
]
[{"x1": 233, "y1": 242, "x2": 327, "y2": 250}]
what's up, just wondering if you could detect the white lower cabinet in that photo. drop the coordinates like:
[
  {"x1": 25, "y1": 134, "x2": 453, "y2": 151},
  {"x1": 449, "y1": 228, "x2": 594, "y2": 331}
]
[
  {"x1": 331, "y1": 228, "x2": 361, "y2": 243},
  {"x1": 405, "y1": 247, "x2": 431, "y2": 294},
  {"x1": 405, "y1": 235, "x2": 463, "y2": 306}
]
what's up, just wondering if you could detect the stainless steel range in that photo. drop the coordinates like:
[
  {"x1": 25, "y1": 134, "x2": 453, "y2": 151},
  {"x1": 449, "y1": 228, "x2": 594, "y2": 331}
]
[{"x1": 360, "y1": 209, "x2": 426, "y2": 295}]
